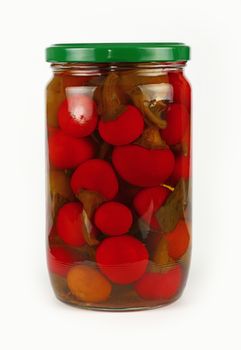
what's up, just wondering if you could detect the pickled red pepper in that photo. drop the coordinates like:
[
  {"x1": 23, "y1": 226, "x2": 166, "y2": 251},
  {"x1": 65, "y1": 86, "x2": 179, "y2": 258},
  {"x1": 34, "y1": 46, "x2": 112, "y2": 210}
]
[{"x1": 46, "y1": 43, "x2": 191, "y2": 310}]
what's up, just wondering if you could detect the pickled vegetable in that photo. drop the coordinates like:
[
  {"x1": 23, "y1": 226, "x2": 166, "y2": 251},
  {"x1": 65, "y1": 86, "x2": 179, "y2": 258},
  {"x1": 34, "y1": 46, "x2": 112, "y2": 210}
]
[
  {"x1": 96, "y1": 235, "x2": 149, "y2": 284},
  {"x1": 133, "y1": 186, "x2": 170, "y2": 230},
  {"x1": 47, "y1": 76, "x2": 65, "y2": 127},
  {"x1": 160, "y1": 104, "x2": 189, "y2": 146},
  {"x1": 169, "y1": 72, "x2": 191, "y2": 113},
  {"x1": 152, "y1": 237, "x2": 174, "y2": 269},
  {"x1": 56, "y1": 202, "x2": 88, "y2": 247},
  {"x1": 49, "y1": 170, "x2": 74, "y2": 218},
  {"x1": 48, "y1": 130, "x2": 94, "y2": 169},
  {"x1": 165, "y1": 220, "x2": 190, "y2": 260},
  {"x1": 98, "y1": 105, "x2": 144, "y2": 145},
  {"x1": 71, "y1": 159, "x2": 119, "y2": 198},
  {"x1": 170, "y1": 155, "x2": 190, "y2": 185},
  {"x1": 94, "y1": 201, "x2": 133, "y2": 236},
  {"x1": 67, "y1": 265, "x2": 112, "y2": 302},
  {"x1": 112, "y1": 145, "x2": 175, "y2": 187},
  {"x1": 135, "y1": 265, "x2": 182, "y2": 300},
  {"x1": 48, "y1": 246, "x2": 80, "y2": 276},
  {"x1": 58, "y1": 94, "x2": 98, "y2": 137},
  {"x1": 46, "y1": 66, "x2": 191, "y2": 310}
]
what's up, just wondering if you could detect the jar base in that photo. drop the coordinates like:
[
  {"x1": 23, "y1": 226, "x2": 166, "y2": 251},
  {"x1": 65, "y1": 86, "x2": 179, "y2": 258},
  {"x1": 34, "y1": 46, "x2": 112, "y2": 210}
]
[
  {"x1": 50, "y1": 265, "x2": 189, "y2": 312},
  {"x1": 55, "y1": 293, "x2": 182, "y2": 312}
]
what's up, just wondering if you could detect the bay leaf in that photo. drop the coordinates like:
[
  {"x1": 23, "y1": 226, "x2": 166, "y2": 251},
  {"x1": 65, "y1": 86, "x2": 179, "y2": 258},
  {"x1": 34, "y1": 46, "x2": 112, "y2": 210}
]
[
  {"x1": 155, "y1": 179, "x2": 189, "y2": 233},
  {"x1": 153, "y1": 237, "x2": 170, "y2": 266},
  {"x1": 49, "y1": 170, "x2": 75, "y2": 219},
  {"x1": 135, "y1": 126, "x2": 167, "y2": 149},
  {"x1": 46, "y1": 76, "x2": 65, "y2": 127},
  {"x1": 151, "y1": 237, "x2": 175, "y2": 273},
  {"x1": 51, "y1": 193, "x2": 69, "y2": 220},
  {"x1": 98, "y1": 72, "x2": 126, "y2": 121},
  {"x1": 128, "y1": 87, "x2": 167, "y2": 129}
]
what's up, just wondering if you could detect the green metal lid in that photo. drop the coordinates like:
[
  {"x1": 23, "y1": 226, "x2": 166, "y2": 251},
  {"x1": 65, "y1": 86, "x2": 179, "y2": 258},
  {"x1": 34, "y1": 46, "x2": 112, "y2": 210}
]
[{"x1": 46, "y1": 43, "x2": 190, "y2": 63}]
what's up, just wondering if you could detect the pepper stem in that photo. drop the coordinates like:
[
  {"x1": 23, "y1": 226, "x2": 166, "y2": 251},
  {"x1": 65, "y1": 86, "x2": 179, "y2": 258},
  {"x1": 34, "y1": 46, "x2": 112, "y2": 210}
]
[{"x1": 135, "y1": 126, "x2": 168, "y2": 149}]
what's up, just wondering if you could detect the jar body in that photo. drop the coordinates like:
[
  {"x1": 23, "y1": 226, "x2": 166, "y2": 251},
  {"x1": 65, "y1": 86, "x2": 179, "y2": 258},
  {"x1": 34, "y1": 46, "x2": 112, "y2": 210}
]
[{"x1": 46, "y1": 62, "x2": 191, "y2": 310}]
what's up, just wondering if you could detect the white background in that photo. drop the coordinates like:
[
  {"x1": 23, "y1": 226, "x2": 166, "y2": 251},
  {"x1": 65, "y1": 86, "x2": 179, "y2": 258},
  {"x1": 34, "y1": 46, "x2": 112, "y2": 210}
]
[{"x1": 0, "y1": 0, "x2": 240, "y2": 349}]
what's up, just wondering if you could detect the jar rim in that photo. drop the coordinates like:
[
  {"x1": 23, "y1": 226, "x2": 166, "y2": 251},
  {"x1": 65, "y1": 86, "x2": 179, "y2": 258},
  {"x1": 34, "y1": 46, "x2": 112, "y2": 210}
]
[{"x1": 46, "y1": 43, "x2": 190, "y2": 63}]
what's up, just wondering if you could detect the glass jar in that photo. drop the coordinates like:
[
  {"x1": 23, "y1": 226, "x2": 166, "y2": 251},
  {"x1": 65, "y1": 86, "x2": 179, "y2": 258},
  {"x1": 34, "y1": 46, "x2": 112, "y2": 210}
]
[{"x1": 45, "y1": 43, "x2": 191, "y2": 311}]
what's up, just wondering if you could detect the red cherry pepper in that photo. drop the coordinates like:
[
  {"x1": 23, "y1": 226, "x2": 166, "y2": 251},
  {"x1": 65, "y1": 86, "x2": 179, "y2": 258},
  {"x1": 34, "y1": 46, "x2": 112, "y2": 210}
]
[
  {"x1": 170, "y1": 155, "x2": 190, "y2": 185},
  {"x1": 165, "y1": 220, "x2": 190, "y2": 260},
  {"x1": 169, "y1": 72, "x2": 191, "y2": 113},
  {"x1": 135, "y1": 265, "x2": 182, "y2": 300},
  {"x1": 48, "y1": 130, "x2": 94, "y2": 169},
  {"x1": 56, "y1": 202, "x2": 86, "y2": 247},
  {"x1": 133, "y1": 186, "x2": 170, "y2": 229},
  {"x1": 58, "y1": 95, "x2": 98, "y2": 138},
  {"x1": 94, "y1": 201, "x2": 133, "y2": 236},
  {"x1": 98, "y1": 105, "x2": 144, "y2": 145},
  {"x1": 71, "y1": 159, "x2": 119, "y2": 199},
  {"x1": 161, "y1": 103, "x2": 189, "y2": 146},
  {"x1": 96, "y1": 235, "x2": 149, "y2": 284},
  {"x1": 48, "y1": 246, "x2": 80, "y2": 276},
  {"x1": 112, "y1": 145, "x2": 175, "y2": 187}
]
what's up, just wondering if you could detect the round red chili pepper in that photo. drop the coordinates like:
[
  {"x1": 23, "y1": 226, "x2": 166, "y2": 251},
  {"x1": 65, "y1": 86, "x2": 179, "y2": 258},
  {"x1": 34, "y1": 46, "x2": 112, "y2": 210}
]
[
  {"x1": 48, "y1": 246, "x2": 80, "y2": 276},
  {"x1": 96, "y1": 235, "x2": 149, "y2": 284},
  {"x1": 98, "y1": 105, "x2": 144, "y2": 145},
  {"x1": 112, "y1": 145, "x2": 175, "y2": 187},
  {"x1": 165, "y1": 220, "x2": 190, "y2": 260},
  {"x1": 71, "y1": 159, "x2": 119, "y2": 199},
  {"x1": 48, "y1": 130, "x2": 94, "y2": 169},
  {"x1": 169, "y1": 72, "x2": 191, "y2": 113},
  {"x1": 170, "y1": 155, "x2": 190, "y2": 185},
  {"x1": 135, "y1": 265, "x2": 182, "y2": 300},
  {"x1": 133, "y1": 186, "x2": 170, "y2": 229},
  {"x1": 58, "y1": 95, "x2": 98, "y2": 137},
  {"x1": 56, "y1": 202, "x2": 86, "y2": 247},
  {"x1": 94, "y1": 201, "x2": 133, "y2": 236},
  {"x1": 161, "y1": 103, "x2": 189, "y2": 146}
]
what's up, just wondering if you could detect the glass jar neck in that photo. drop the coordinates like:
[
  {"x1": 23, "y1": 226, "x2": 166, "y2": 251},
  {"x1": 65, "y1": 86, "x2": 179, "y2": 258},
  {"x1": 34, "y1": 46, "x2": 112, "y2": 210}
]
[{"x1": 51, "y1": 62, "x2": 187, "y2": 76}]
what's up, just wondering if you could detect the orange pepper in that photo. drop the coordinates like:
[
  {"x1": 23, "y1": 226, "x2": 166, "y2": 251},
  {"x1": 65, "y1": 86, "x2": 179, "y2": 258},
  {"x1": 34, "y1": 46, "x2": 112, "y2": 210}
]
[{"x1": 67, "y1": 265, "x2": 112, "y2": 302}]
